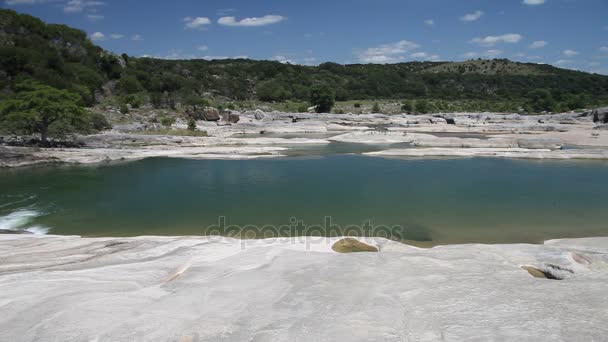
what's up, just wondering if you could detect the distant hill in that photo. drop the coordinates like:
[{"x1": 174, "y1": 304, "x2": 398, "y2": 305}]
[{"x1": 1, "y1": 8, "x2": 608, "y2": 111}]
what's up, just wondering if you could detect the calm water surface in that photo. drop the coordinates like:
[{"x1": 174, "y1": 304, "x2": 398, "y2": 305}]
[{"x1": 1, "y1": 155, "x2": 607, "y2": 244}]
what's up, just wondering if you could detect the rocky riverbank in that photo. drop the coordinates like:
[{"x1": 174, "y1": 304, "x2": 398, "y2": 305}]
[
  {"x1": 0, "y1": 234, "x2": 606, "y2": 341},
  {"x1": 2, "y1": 108, "x2": 608, "y2": 167}
]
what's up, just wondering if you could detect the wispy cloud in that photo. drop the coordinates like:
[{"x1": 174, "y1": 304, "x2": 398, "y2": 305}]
[
  {"x1": 131, "y1": 34, "x2": 143, "y2": 41},
  {"x1": 562, "y1": 49, "x2": 579, "y2": 57},
  {"x1": 357, "y1": 40, "x2": 420, "y2": 63},
  {"x1": 424, "y1": 19, "x2": 434, "y2": 26},
  {"x1": 555, "y1": 59, "x2": 572, "y2": 65},
  {"x1": 87, "y1": 14, "x2": 103, "y2": 21},
  {"x1": 64, "y1": 0, "x2": 103, "y2": 14},
  {"x1": 522, "y1": 0, "x2": 546, "y2": 5},
  {"x1": 471, "y1": 33, "x2": 523, "y2": 46},
  {"x1": 184, "y1": 17, "x2": 212, "y2": 30},
  {"x1": 197, "y1": 45, "x2": 209, "y2": 51},
  {"x1": 110, "y1": 33, "x2": 124, "y2": 39},
  {"x1": 600, "y1": 46, "x2": 608, "y2": 52},
  {"x1": 4, "y1": 0, "x2": 44, "y2": 4},
  {"x1": 529, "y1": 40, "x2": 547, "y2": 48},
  {"x1": 460, "y1": 10, "x2": 484, "y2": 22},
  {"x1": 218, "y1": 15, "x2": 286, "y2": 27}
]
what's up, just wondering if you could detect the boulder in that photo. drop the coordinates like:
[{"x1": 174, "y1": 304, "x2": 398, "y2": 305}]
[
  {"x1": 203, "y1": 108, "x2": 220, "y2": 121},
  {"x1": 227, "y1": 113, "x2": 240, "y2": 124},
  {"x1": 254, "y1": 109, "x2": 265, "y2": 120},
  {"x1": 591, "y1": 107, "x2": 608, "y2": 124}
]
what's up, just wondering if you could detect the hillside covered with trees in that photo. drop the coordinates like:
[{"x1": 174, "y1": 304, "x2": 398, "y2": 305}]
[{"x1": 2, "y1": 8, "x2": 608, "y2": 114}]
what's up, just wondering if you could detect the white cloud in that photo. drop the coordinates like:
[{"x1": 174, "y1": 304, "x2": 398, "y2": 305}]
[
  {"x1": 424, "y1": 19, "x2": 434, "y2": 26},
  {"x1": 197, "y1": 45, "x2": 209, "y2": 52},
  {"x1": 529, "y1": 40, "x2": 547, "y2": 49},
  {"x1": 523, "y1": 0, "x2": 546, "y2": 5},
  {"x1": 589, "y1": 62, "x2": 601, "y2": 67},
  {"x1": 64, "y1": 0, "x2": 103, "y2": 14},
  {"x1": 357, "y1": 40, "x2": 420, "y2": 64},
  {"x1": 131, "y1": 34, "x2": 143, "y2": 41},
  {"x1": 272, "y1": 55, "x2": 295, "y2": 64},
  {"x1": 527, "y1": 56, "x2": 542, "y2": 60},
  {"x1": 90, "y1": 31, "x2": 105, "y2": 41},
  {"x1": 600, "y1": 46, "x2": 608, "y2": 52},
  {"x1": 460, "y1": 10, "x2": 484, "y2": 22},
  {"x1": 463, "y1": 52, "x2": 479, "y2": 58},
  {"x1": 218, "y1": 15, "x2": 286, "y2": 27},
  {"x1": 562, "y1": 49, "x2": 579, "y2": 57},
  {"x1": 184, "y1": 17, "x2": 212, "y2": 29},
  {"x1": 471, "y1": 33, "x2": 523, "y2": 46}
]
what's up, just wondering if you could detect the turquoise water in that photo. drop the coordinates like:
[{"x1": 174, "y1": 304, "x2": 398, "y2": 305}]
[{"x1": 1, "y1": 155, "x2": 607, "y2": 244}]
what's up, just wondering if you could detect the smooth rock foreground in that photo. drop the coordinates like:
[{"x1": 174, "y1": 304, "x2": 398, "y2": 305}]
[{"x1": 0, "y1": 235, "x2": 607, "y2": 342}]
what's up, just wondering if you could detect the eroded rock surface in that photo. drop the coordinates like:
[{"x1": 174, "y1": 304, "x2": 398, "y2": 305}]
[{"x1": 0, "y1": 235, "x2": 606, "y2": 341}]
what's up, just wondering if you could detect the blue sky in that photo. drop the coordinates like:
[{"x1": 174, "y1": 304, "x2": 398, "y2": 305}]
[{"x1": 3, "y1": 0, "x2": 608, "y2": 74}]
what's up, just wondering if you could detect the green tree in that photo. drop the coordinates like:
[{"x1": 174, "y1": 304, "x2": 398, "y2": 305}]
[
  {"x1": 372, "y1": 102, "x2": 381, "y2": 113},
  {"x1": 310, "y1": 84, "x2": 335, "y2": 113},
  {"x1": 117, "y1": 75, "x2": 143, "y2": 94},
  {"x1": 0, "y1": 81, "x2": 88, "y2": 143},
  {"x1": 524, "y1": 89, "x2": 556, "y2": 113}
]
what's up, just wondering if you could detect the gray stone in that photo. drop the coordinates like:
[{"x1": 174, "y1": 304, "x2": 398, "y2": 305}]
[
  {"x1": 254, "y1": 109, "x2": 265, "y2": 120},
  {"x1": 203, "y1": 108, "x2": 221, "y2": 121}
]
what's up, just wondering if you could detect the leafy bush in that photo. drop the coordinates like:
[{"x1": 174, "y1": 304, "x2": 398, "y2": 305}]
[
  {"x1": 90, "y1": 112, "x2": 111, "y2": 131},
  {"x1": 372, "y1": 102, "x2": 381, "y2": 113},
  {"x1": 160, "y1": 116, "x2": 175, "y2": 127},
  {"x1": 416, "y1": 99, "x2": 430, "y2": 114},
  {"x1": 118, "y1": 76, "x2": 143, "y2": 94},
  {"x1": 354, "y1": 103, "x2": 361, "y2": 108},
  {"x1": 187, "y1": 117, "x2": 197, "y2": 131},
  {"x1": 297, "y1": 104, "x2": 309, "y2": 113},
  {"x1": 119, "y1": 104, "x2": 130, "y2": 114},
  {"x1": 401, "y1": 100, "x2": 414, "y2": 112}
]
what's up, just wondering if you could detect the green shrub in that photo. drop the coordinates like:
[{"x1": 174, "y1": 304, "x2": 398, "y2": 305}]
[
  {"x1": 401, "y1": 100, "x2": 413, "y2": 112},
  {"x1": 119, "y1": 104, "x2": 130, "y2": 114},
  {"x1": 354, "y1": 103, "x2": 361, "y2": 108},
  {"x1": 90, "y1": 112, "x2": 111, "y2": 131},
  {"x1": 297, "y1": 104, "x2": 309, "y2": 113},
  {"x1": 160, "y1": 116, "x2": 176, "y2": 127},
  {"x1": 187, "y1": 117, "x2": 196, "y2": 131},
  {"x1": 416, "y1": 99, "x2": 430, "y2": 114},
  {"x1": 372, "y1": 102, "x2": 381, "y2": 113}
]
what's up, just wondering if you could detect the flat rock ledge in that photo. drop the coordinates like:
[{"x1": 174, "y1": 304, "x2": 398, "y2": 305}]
[
  {"x1": 0, "y1": 235, "x2": 607, "y2": 341},
  {"x1": 365, "y1": 147, "x2": 608, "y2": 160}
]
